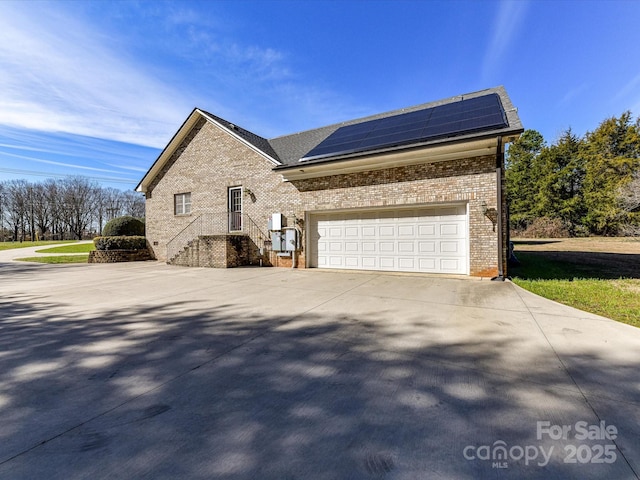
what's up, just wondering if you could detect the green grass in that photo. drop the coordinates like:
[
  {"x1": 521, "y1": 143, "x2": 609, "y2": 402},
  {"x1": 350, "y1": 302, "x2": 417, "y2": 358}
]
[
  {"x1": 0, "y1": 240, "x2": 78, "y2": 251},
  {"x1": 16, "y1": 255, "x2": 89, "y2": 264},
  {"x1": 510, "y1": 252, "x2": 640, "y2": 328},
  {"x1": 36, "y1": 243, "x2": 95, "y2": 253}
]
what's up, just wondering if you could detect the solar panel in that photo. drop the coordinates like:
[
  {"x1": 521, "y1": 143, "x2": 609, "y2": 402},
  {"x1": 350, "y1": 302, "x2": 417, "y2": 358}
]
[{"x1": 301, "y1": 93, "x2": 508, "y2": 162}]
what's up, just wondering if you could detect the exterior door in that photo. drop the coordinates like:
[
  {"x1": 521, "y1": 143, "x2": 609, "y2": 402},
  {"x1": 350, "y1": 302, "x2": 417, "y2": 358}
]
[{"x1": 228, "y1": 187, "x2": 242, "y2": 231}]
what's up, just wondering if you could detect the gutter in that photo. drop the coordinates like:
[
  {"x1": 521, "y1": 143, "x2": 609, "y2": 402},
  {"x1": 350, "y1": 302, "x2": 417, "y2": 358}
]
[{"x1": 492, "y1": 136, "x2": 505, "y2": 281}]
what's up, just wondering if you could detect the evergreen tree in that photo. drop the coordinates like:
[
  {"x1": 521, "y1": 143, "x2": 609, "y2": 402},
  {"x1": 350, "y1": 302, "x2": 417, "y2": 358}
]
[
  {"x1": 535, "y1": 129, "x2": 586, "y2": 233},
  {"x1": 505, "y1": 129, "x2": 545, "y2": 230},
  {"x1": 581, "y1": 112, "x2": 640, "y2": 235}
]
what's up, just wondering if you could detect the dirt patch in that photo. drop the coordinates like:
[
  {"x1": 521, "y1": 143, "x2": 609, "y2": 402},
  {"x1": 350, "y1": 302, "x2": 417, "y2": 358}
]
[
  {"x1": 512, "y1": 237, "x2": 640, "y2": 279},
  {"x1": 512, "y1": 237, "x2": 640, "y2": 254}
]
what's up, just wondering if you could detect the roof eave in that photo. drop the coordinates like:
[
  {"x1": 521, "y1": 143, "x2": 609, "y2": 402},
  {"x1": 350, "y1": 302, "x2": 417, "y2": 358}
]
[{"x1": 274, "y1": 126, "x2": 523, "y2": 176}]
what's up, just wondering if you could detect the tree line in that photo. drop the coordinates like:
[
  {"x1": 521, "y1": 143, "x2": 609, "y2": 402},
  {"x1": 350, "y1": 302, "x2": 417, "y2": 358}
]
[
  {"x1": 0, "y1": 176, "x2": 144, "y2": 241},
  {"x1": 506, "y1": 111, "x2": 640, "y2": 236}
]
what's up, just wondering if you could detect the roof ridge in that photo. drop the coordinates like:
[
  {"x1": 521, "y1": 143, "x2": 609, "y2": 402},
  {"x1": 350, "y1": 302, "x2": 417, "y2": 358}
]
[{"x1": 197, "y1": 109, "x2": 281, "y2": 162}]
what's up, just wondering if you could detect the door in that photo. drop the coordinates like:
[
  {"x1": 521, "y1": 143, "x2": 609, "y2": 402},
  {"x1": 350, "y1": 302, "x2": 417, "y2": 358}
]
[{"x1": 228, "y1": 187, "x2": 242, "y2": 231}]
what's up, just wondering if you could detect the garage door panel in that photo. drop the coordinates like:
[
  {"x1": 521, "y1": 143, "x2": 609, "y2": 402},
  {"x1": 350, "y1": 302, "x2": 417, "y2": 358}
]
[
  {"x1": 379, "y1": 225, "x2": 395, "y2": 236},
  {"x1": 440, "y1": 241, "x2": 462, "y2": 253},
  {"x1": 418, "y1": 258, "x2": 437, "y2": 270},
  {"x1": 419, "y1": 241, "x2": 436, "y2": 253},
  {"x1": 362, "y1": 257, "x2": 377, "y2": 268},
  {"x1": 329, "y1": 256, "x2": 343, "y2": 266},
  {"x1": 362, "y1": 226, "x2": 376, "y2": 238},
  {"x1": 344, "y1": 242, "x2": 359, "y2": 252},
  {"x1": 345, "y1": 257, "x2": 359, "y2": 267},
  {"x1": 441, "y1": 258, "x2": 462, "y2": 271},
  {"x1": 440, "y1": 223, "x2": 462, "y2": 236},
  {"x1": 362, "y1": 242, "x2": 376, "y2": 253},
  {"x1": 329, "y1": 242, "x2": 343, "y2": 252},
  {"x1": 311, "y1": 205, "x2": 468, "y2": 274},
  {"x1": 398, "y1": 258, "x2": 416, "y2": 269},
  {"x1": 398, "y1": 225, "x2": 415, "y2": 236},
  {"x1": 398, "y1": 241, "x2": 415, "y2": 253},
  {"x1": 344, "y1": 226, "x2": 359, "y2": 237},
  {"x1": 379, "y1": 242, "x2": 395, "y2": 252},
  {"x1": 380, "y1": 257, "x2": 395, "y2": 268},
  {"x1": 328, "y1": 227, "x2": 342, "y2": 238}
]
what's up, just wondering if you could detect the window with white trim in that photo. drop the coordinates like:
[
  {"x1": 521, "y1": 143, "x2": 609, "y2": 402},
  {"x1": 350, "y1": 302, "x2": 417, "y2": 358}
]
[{"x1": 174, "y1": 192, "x2": 191, "y2": 215}]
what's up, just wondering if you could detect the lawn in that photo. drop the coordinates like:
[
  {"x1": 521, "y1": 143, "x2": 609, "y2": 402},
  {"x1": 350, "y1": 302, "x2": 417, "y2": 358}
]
[
  {"x1": 510, "y1": 238, "x2": 640, "y2": 328},
  {"x1": 36, "y1": 243, "x2": 95, "y2": 253},
  {"x1": 16, "y1": 255, "x2": 89, "y2": 264},
  {"x1": 0, "y1": 240, "x2": 78, "y2": 251}
]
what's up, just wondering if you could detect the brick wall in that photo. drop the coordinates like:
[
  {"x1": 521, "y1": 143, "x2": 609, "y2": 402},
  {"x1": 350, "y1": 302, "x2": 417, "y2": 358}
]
[
  {"x1": 145, "y1": 119, "x2": 504, "y2": 276},
  {"x1": 88, "y1": 249, "x2": 154, "y2": 263}
]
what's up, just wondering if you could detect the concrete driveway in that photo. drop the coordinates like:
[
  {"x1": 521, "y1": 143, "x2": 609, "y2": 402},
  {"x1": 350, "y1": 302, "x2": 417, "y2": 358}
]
[{"x1": 0, "y1": 255, "x2": 639, "y2": 479}]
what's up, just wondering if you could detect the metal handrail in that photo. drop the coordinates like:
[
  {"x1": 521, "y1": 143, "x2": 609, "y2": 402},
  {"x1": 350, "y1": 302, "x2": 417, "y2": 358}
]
[{"x1": 166, "y1": 212, "x2": 269, "y2": 263}]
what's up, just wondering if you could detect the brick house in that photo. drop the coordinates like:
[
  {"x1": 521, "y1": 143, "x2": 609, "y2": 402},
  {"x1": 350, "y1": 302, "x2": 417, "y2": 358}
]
[{"x1": 136, "y1": 86, "x2": 523, "y2": 277}]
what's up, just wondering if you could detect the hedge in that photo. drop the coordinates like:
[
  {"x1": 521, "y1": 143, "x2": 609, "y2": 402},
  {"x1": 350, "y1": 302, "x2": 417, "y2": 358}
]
[
  {"x1": 94, "y1": 236, "x2": 148, "y2": 251},
  {"x1": 103, "y1": 216, "x2": 145, "y2": 236}
]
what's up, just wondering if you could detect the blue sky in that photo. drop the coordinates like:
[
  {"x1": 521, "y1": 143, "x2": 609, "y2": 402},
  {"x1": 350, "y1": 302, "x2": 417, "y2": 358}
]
[{"x1": 1, "y1": 0, "x2": 639, "y2": 190}]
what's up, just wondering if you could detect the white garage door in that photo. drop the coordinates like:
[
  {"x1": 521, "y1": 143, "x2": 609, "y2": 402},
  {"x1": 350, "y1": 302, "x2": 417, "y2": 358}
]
[{"x1": 310, "y1": 205, "x2": 468, "y2": 274}]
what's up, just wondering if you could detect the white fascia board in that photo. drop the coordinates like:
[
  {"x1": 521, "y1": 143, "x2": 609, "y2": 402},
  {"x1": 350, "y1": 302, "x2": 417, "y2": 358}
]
[
  {"x1": 280, "y1": 137, "x2": 498, "y2": 181},
  {"x1": 197, "y1": 110, "x2": 281, "y2": 166}
]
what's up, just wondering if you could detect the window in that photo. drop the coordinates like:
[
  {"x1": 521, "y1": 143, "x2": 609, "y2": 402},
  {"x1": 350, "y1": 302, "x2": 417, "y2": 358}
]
[
  {"x1": 174, "y1": 192, "x2": 191, "y2": 215},
  {"x1": 228, "y1": 187, "x2": 242, "y2": 231}
]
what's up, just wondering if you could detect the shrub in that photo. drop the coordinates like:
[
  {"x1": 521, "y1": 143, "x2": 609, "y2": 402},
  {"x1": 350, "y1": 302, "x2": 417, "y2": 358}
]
[
  {"x1": 518, "y1": 217, "x2": 570, "y2": 238},
  {"x1": 103, "y1": 216, "x2": 145, "y2": 237},
  {"x1": 94, "y1": 236, "x2": 147, "y2": 251}
]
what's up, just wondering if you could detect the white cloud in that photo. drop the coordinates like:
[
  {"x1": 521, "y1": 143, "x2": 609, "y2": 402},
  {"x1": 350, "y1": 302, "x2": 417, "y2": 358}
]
[
  {"x1": 612, "y1": 72, "x2": 640, "y2": 116},
  {"x1": 481, "y1": 0, "x2": 529, "y2": 83},
  {"x1": 0, "y1": 150, "x2": 124, "y2": 174},
  {"x1": 0, "y1": 1, "x2": 363, "y2": 151},
  {"x1": 0, "y1": 3, "x2": 190, "y2": 148},
  {"x1": 560, "y1": 83, "x2": 589, "y2": 106}
]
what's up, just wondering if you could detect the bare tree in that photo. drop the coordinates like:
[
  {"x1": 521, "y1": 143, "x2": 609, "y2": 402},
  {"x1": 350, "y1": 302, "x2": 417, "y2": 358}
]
[
  {"x1": 32, "y1": 182, "x2": 53, "y2": 239},
  {"x1": 59, "y1": 177, "x2": 98, "y2": 240},
  {"x1": 5, "y1": 180, "x2": 28, "y2": 241},
  {"x1": 0, "y1": 177, "x2": 144, "y2": 241},
  {"x1": 121, "y1": 190, "x2": 145, "y2": 218},
  {"x1": 0, "y1": 182, "x2": 6, "y2": 241}
]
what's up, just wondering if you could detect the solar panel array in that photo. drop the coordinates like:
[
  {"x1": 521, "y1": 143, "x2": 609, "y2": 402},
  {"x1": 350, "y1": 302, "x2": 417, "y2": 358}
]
[{"x1": 301, "y1": 93, "x2": 508, "y2": 162}]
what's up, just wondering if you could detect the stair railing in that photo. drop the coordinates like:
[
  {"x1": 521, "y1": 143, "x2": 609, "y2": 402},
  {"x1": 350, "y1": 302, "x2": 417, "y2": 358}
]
[{"x1": 166, "y1": 212, "x2": 269, "y2": 263}]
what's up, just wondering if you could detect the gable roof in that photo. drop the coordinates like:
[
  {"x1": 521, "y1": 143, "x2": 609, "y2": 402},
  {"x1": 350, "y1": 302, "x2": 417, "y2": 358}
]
[
  {"x1": 137, "y1": 86, "x2": 522, "y2": 192},
  {"x1": 136, "y1": 108, "x2": 281, "y2": 193}
]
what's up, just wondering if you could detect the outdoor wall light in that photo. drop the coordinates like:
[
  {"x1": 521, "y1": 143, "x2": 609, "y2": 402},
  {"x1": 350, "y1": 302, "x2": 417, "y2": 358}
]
[
  {"x1": 481, "y1": 201, "x2": 498, "y2": 232},
  {"x1": 244, "y1": 188, "x2": 256, "y2": 203}
]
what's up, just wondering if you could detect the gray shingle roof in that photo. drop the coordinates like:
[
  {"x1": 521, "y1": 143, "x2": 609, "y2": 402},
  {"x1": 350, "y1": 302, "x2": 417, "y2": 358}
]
[
  {"x1": 199, "y1": 109, "x2": 281, "y2": 161},
  {"x1": 137, "y1": 86, "x2": 522, "y2": 192}
]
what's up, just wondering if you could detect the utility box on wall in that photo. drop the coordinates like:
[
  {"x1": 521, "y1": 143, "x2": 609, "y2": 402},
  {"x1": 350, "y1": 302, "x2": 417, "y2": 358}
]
[
  {"x1": 284, "y1": 228, "x2": 298, "y2": 251},
  {"x1": 269, "y1": 213, "x2": 284, "y2": 231},
  {"x1": 270, "y1": 231, "x2": 284, "y2": 252}
]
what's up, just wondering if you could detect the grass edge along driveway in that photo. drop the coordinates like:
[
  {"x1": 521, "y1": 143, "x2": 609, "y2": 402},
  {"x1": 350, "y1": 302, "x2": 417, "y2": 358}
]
[
  {"x1": 2, "y1": 241, "x2": 93, "y2": 264},
  {"x1": 510, "y1": 240, "x2": 640, "y2": 328}
]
